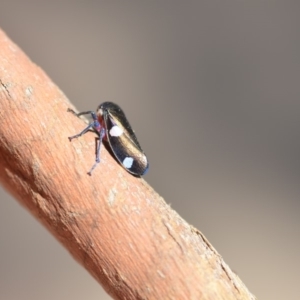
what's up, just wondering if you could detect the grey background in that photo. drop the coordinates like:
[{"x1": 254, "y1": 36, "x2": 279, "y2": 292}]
[{"x1": 0, "y1": 1, "x2": 299, "y2": 299}]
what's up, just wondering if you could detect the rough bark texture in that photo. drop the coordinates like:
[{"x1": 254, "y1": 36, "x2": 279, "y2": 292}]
[{"x1": 0, "y1": 29, "x2": 256, "y2": 300}]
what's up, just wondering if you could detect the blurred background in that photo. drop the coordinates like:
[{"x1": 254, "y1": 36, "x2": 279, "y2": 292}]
[{"x1": 0, "y1": 1, "x2": 299, "y2": 299}]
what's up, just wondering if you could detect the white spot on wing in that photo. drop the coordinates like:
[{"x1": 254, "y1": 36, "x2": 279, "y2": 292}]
[
  {"x1": 109, "y1": 125, "x2": 123, "y2": 137},
  {"x1": 123, "y1": 157, "x2": 134, "y2": 169}
]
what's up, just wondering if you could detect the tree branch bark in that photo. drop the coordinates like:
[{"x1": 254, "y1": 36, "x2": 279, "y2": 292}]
[{"x1": 0, "y1": 29, "x2": 256, "y2": 300}]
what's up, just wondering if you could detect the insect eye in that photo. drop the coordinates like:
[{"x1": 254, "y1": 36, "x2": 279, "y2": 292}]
[{"x1": 97, "y1": 108, "x2": 104, "y2": 116}]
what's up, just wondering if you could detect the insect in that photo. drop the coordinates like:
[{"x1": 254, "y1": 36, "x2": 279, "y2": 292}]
[{"x1": 68, "y1": 102, "x2": 149, "y2": 176}]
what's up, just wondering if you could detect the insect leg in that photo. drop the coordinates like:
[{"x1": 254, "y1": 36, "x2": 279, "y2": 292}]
[
  {"x1": 88, "y1": 127, "x2": 105, "y2": 175},
  {"x1": 68, "y1": 123, "x2": 97, "y2": 141},
  {"x1": 67, "y1": 108, "x2": 94, "y2": 117},
  {"x1": 68, "y1": 109, "x2": 100, "y2": 140}
]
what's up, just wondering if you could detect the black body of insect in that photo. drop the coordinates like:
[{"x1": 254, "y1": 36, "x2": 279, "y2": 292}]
[{"x1": 68, "y1": 102, "x2": 149, "y2": 176}]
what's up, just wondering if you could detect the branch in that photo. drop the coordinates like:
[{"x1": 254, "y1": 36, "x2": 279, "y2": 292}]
[{"x1": 0, "y1": 29, "x2": 256, "y2": 300}]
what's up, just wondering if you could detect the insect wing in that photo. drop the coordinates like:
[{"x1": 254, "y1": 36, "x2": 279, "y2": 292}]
[{"x1": 104, "y1": 110, "x2": 148, "y2": 175}]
